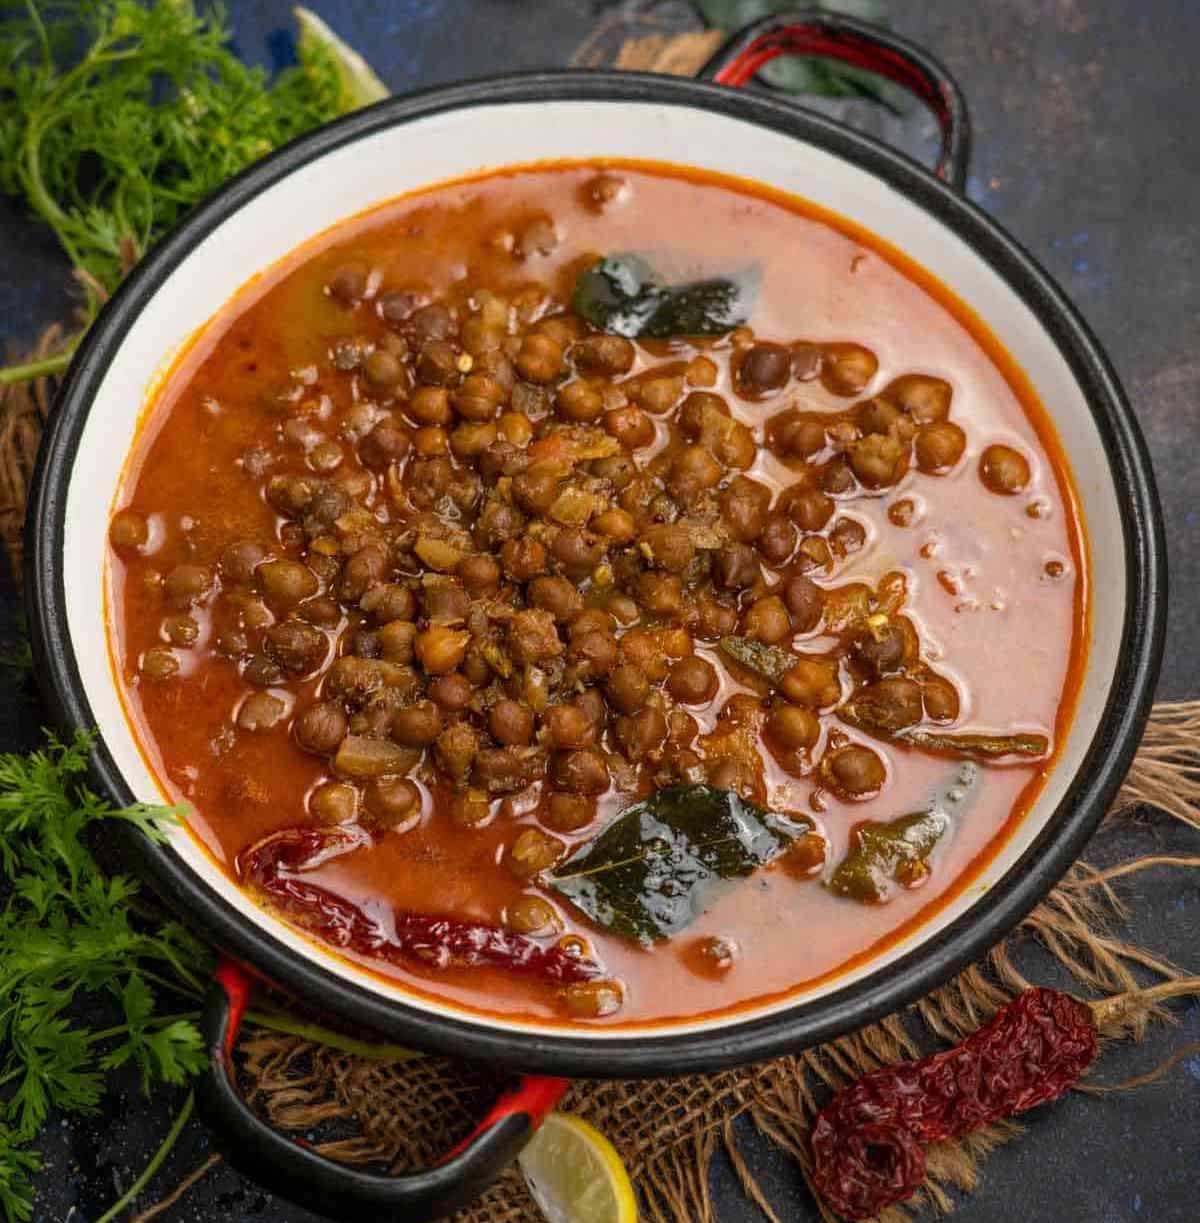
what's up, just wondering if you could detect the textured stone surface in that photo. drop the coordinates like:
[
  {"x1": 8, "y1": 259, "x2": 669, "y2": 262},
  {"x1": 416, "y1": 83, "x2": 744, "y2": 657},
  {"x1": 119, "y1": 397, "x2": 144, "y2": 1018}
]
[{"x1": 0, "y1": 1, "x2": 1196, "y2": 1219}]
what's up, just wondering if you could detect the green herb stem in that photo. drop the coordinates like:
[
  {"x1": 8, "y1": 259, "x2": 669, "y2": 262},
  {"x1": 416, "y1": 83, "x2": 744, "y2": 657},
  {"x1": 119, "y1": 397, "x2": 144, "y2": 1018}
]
[
  {"x1": 93, "y1": 1089, "x2": 195, "y2": 1223},
  {"x1": 243, "y1": 1008, "x2": 420, "y2": 1063},
  {"x1": 0, "y1": 348, "x2": 73, "y2": 386}
]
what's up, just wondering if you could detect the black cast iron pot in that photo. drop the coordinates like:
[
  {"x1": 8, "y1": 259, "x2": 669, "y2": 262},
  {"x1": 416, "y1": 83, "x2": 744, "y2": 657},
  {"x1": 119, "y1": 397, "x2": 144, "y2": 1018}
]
[{"x1": 25, "y1": 11, "x2": 1165, "y2": 1220}]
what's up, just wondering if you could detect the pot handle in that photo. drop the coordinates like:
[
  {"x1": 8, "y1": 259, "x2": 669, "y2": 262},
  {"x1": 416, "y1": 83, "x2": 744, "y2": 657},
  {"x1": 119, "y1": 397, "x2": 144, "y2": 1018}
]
[
  {"x1": 196, "y1": 959, "x2": 568, "y2": 1223},
  {"x1": 698, "y1": 8, "x2": 971, "y2": 190}
]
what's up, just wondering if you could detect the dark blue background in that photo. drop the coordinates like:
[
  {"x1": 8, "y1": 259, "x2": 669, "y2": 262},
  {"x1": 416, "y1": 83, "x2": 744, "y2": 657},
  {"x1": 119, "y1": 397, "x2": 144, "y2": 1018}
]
[{"x1": 1, "y1": 2, "x2": 1197, "y2": 1219}]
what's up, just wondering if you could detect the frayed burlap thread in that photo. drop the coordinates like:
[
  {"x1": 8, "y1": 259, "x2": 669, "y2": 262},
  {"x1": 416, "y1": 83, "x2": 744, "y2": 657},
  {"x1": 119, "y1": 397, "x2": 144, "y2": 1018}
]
[{"x1": 229, "y1": 705, "x2": 1200, "y2": 1222}]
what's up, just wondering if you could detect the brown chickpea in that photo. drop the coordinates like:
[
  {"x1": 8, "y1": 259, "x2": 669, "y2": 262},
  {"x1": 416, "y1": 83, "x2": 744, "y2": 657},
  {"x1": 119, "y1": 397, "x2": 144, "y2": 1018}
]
[
  {"x1": 489, "y1": 699, "x2": 534, "y2": 746},
  {"x1": 411, "y1": 426, "x2": 448, "y2": 457},
  {"x1": 884, "y1": 374, "x2": 952, "y2": 423},
  {"x1": 824, "y1": 743, "x2": 886, "y2": 798},
  {"x1": 856, "y1": 397, "x2": 902, "y2": 436},
  {"x1": 720, "y1": 476, "x2": 771, "y2": 543},
  {"x1": 414, "y1": 339, "x2": 461, "y2": 387},
  {"x1": 506, "y1": 895, "x2": 560, "y2": 935},
  {"x1": 257, "y1": 558, "x2": 318, "y2": 608},
  {"x1": 736, "y1": 343, "x2": 791, "y2": 397},
  {"x1": 510, "y1": 467, "x2": 558, "y2": 515},
  {"x1": 563, "y1": 979, "x2": 623, "y2": 1019},
  {"x1": 391, "y1": 699, "x2": 443, "y2": 747},
  {"x1": 428, "y1": 672, "x2": 472, "y2": 714},
  {"x1": 592, "y1": 507, "x2": 636, "y2": 543},
  {"x1": 219, "y1": 540, "x2": 268, "y2": 584},
  {"x1": 605, "y1": 663, "x2": 650, "y2": 714},
  {"x1": 327, "y1": 263, "x2": 367, "y2": 304},
  {"x1": 848, "y1": 434, "x2": 907, "y2": 488},
  {"x1": 363, "y1": 348, "x2": 403, "y2": 389},
  {"x1": 603, "y1": 405, "x2": 655, "y2": 449},
  {"x1": 692, "y1": 596, "x2": 739, "y2": 641},
  {"x1": 782, "y1": 574, "x2": 823, "y2": 632},
  {"x1": 636, "y1": 572, "x2": 683, "y2": 618},
  {"x1": 915, "y1": 421, "x2": 966, "y2": 472},
  {"x1": 293, "y1": 701, "x2": 349, "y2": 755},
  {"x1": 310, "y1": 781, "x2": 359, "y2": 824},
  {"x1": 820, "y1": 343, "x2": 879, "y2": 396},
  {"x1": 364, "y1": 777, "x2": 421, "y2": 828},
  {"x1": 741, "y1": 595, "x2": 792, "y2": 645},
  {"x1": 615, "y1": 705, "x2": 668, "y2": 762},
  {"x1": 162, "y1": 615, "x2": 199, "y2": 647},
  {"x1": 568, "y1": 628, "x2": 619, "y2": 680},
  {"x1": 164, "y1": 563, "x2": 213, "y2": 609},
  {"x1": 781, "y1": 658, "x2": 841, "y2": 708},
  {"x1": 553, "y1": 748, "x2": 610, "y2": 795},
  {"x1": 452, "y1": 372, "x2": 508, "y2": 421},
  {"x1": 757, "y1": 513, "x2": 797, "y2": 566},
  {"x1": 769, "y1": 410, "x2": 826, "y2": 460},
  {"x1": 639, "y1": 523, "x2": 694, "y2": 573},
  {"x1": 631, "y1": 373, "x2": 683, "y2": 414},
  {"x1": 540, "y1": 792, "x2": 596, "y2": 833},
  {"x1": 851, "y1": 677, "x2": 924, "y2": 732},
  {"x1": 796, "y1": 535, "x2": 834, "y2": 573},
  {"x1": 408, "y1": 385, "x2": 453, "y2": 426},
  {"x1": 829, "y1": 517, "x2": 867, "y2": 559},
  {"x1": 109, "y1": 509, "x2": 149, "y2": 552},
  {"x1": 551, "y1": 527, "x2": 604, "y2": 576},
  {"x1": 922, "y1": 674, "x2": 961, "y2": 722},
  {"x1": 571, "y1": 334, "x2": 635, "y2": 376},
  {"x1": 556, "y1": 379, "x2": 605, "y2": 422},
  {"x1": 766, "y1": 702, "x2": 820, "y2": 750},
  {"x1": 667, "y1": 655, "x2": 718, "y2": 705},
  {"x1": 265, "y1": 620, "x2": 327, "y2": 674},
  {"x1": 498, "y1": 411, "x2": 534, "y2": 446},
  {"x1": 450, "y1": 420, "x2": 498, "y2": 458},
  {"x1": 500, "y1": 536, "x2": 548, "y2": 582},
  {"x1": 362, "y1": 583, "x2": 415, "y2": 624},
  {"x1": 515, "y1": 333, "x2": 565, "y2": 383},
  {"x1": 979, "y1": 444, "x2": 1031, "y2": 494},
  {"x1": 458, "y1": 553, "x2": 501, "y2": 595},
  {"x1": 140, "y1": 646, "x2": 181, "y2": 681},
  {"x1": 507, "y1": 827, "x2": 565, "y2": 877},
  {"x1": 786, "y1": 487, "x2": 835, "y2": 533},
  {"x1": 669, "y1": 444, "x2": 723, "y2": 504},
  {"x1": 542, "y1": 704, "x2": 595, "y2": 750},
  {"x1": 528, "y1": 576, "x2": 583, "y2": 622},
  {"x1": 714, "y1": 543, "x2": 759, "y2": 591}
]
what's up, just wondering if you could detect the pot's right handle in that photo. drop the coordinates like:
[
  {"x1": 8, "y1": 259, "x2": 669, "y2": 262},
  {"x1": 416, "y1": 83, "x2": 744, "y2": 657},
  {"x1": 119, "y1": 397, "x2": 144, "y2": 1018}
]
[
  {"x1": 196, "y1": 959, "x2": 567, "y2": 1223},
  {"x1": 699, "y1": 8, "x2": 971, "y2": 190}
]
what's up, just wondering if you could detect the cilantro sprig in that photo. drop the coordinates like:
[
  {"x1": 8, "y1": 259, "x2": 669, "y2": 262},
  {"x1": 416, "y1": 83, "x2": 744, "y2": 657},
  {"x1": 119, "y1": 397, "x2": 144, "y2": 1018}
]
[
  {"x1": 0, "y1": 1, "x2": 384, "y2": 387},
  {"x1": 0, "y1": 732, "x2": 417, "y2": 1219}
]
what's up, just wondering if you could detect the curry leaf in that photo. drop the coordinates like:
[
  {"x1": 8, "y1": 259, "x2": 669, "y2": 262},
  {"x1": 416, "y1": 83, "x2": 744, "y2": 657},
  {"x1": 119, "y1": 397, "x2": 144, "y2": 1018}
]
[
  {"x1": 719, "y1": 636, "x2": 798, "y2": 685},
  {"x1": 548, "y1": 784, "x2": 812, "y2": 944},
  {"x1": 828, "y1": 763, "x2": 978, "y2": 903},
  {"x1": 572, "y1": 254, "x2": 756, "y2": 339}
]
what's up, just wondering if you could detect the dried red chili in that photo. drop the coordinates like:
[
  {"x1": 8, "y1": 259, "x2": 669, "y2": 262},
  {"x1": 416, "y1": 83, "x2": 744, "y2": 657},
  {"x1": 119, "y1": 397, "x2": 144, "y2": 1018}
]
[
  {"x1": 810, "y1": 987, "x2": 1098, "y2": 1219},
  {"x1": 239, "y1": 825, "x2": 601, "y2": 984}
]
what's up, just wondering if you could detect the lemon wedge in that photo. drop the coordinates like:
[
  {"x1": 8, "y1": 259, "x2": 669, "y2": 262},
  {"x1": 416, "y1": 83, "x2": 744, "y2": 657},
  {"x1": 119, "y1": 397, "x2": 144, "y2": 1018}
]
[
  {"x1": 518, "y1": 1112, "x2": 638, "y2": 1223},
  {"x1": 294, "y1": 7, "x2": 389, "y2": 113}
]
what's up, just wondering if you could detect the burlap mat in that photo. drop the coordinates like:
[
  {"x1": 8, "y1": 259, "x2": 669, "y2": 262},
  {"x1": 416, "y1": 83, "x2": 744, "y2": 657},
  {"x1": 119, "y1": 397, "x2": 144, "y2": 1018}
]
[{"x1": 3, "y1": 18, "x2": 1198, "y2": 1221}]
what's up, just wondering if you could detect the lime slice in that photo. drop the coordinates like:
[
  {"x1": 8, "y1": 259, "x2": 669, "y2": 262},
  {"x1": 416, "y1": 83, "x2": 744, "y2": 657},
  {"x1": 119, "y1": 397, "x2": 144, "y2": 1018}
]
[
  {"x1": 519, "y1": 1112, "x2": 639, "y2": 1223},
  {"x1": 294, "y1": 6, "x2": 389, "y2": 113}
]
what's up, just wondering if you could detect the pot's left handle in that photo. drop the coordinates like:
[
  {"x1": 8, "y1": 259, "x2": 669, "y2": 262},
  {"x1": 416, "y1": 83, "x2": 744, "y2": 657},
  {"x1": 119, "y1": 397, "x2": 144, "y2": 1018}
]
[
  {"x1": 197, "y1": 959, "x2": 567, "y2": 1223},
  {"x1": 699, "y1": 7, "x2": 970, "y2": 190}
]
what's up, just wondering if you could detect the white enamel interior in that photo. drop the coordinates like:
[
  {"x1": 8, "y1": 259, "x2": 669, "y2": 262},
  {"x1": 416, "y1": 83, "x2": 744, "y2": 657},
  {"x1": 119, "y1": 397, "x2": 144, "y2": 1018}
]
[{"x1": 64, "y1": 100, "x2": 1121, "y2": 1037}]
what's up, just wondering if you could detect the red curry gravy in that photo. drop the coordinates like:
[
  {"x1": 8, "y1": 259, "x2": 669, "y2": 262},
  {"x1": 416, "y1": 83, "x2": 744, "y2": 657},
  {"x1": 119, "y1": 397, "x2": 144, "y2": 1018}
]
[{"x1": 107, "y1": 161, "x2": 1087, "y2": 1027}]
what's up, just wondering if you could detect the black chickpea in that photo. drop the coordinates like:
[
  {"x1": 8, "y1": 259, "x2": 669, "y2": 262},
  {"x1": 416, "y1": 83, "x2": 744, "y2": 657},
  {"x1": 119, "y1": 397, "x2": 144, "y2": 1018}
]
[
  {"x1": 489, "y1": 699, "x2": 534, "y2": 746},
  {"x1": 915, "y1": 421, "x2": 967, "y2": 472},
  {"x1": 109, "y1": 509, "x2": 149, "y2": 552},
  {"x1": 824, "y1": 744, "x2": 886, "y2": 798},
  {"x1": 294, "y1": 702, "x2": 349, "y2": 755}
]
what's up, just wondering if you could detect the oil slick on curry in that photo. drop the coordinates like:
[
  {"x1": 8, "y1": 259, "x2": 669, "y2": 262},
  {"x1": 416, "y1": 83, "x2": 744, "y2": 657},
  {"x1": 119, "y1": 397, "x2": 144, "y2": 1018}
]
[{"x1": 106, "y1": 160, "x2": 1087, "y2": 1026}]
